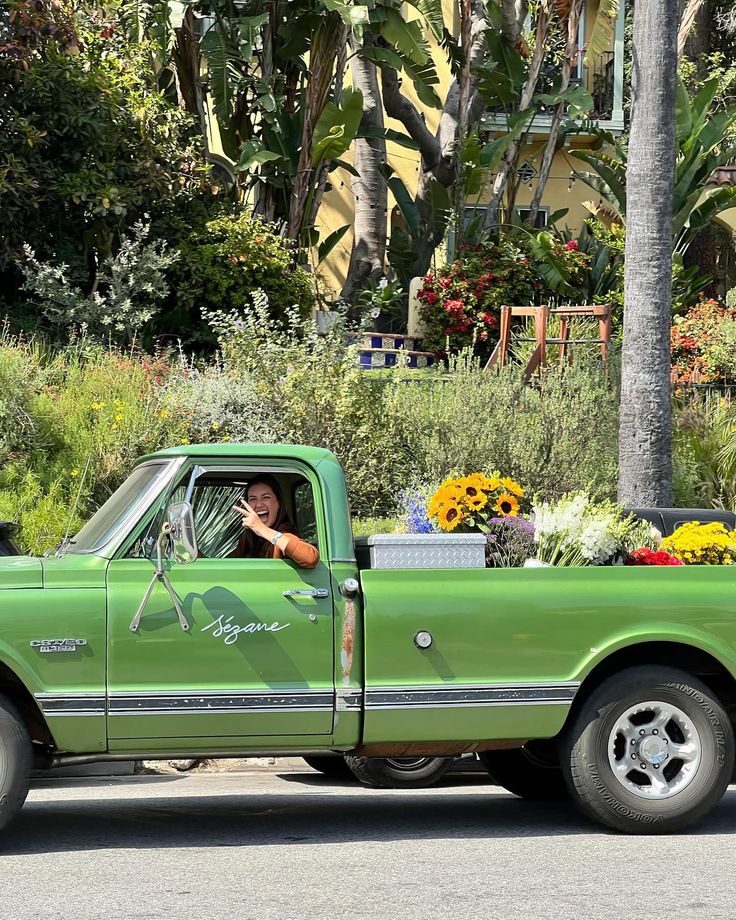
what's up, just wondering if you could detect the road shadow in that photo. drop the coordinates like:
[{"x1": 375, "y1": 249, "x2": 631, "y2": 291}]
[{"x1": 4, "y1": 780, "x2": 736, "y2": 854}]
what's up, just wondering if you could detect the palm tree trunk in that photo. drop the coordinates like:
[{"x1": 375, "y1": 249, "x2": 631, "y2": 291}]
[
  {"x1": 618, "y1": 0, "x2": 678, "y2": 507},
  {"x1": 341, "y1": 37, "x2": 387, "y2": 302},
  {"x1": 287, "y1": 12, "x2": 346, "y2": 242}
]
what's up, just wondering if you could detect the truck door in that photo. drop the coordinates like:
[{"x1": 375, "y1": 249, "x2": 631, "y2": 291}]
[{"x1": 105, "y1": 465, "x2": 335, "y2": 748}]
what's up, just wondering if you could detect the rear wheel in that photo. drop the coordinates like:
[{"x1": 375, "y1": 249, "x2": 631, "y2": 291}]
[
  {"x1": 563, "y1": 666, "x2": 734, "y2": 834},
  {"x1": 302, "y1": 756, "x2": 354, "y2": 779},
  {"x1": 345, "y1": 755, "x2": 451, "y2": 788},
  {"x1": 480, "y1": 741, "x2": 567, "y2": 801},
  {"x1": 0, "y1": 695, "x2": 32, "y2": 831}
]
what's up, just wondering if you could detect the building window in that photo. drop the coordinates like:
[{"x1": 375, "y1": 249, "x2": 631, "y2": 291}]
[{"x1": 514, "y1": 207, "x2": 549, "y2": 229}]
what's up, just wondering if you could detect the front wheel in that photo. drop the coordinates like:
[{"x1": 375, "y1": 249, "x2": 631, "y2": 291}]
[
  {"x1": 563, "y1": 666, "x2": 734, "y2": 834},
  {"x1": 345, "y1": 756, "x2": 451, "y2": 788},
  {"x1": 0, "y1": 695, "x2": 32, "y2": 831}
]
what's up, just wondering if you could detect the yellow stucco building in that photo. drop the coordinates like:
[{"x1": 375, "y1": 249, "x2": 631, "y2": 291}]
[{"x1": 316, "y1": 0, "x2": 628, "y2": 297}]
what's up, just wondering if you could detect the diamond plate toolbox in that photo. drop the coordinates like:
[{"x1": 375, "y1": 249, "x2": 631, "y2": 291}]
[{"x1": 354, "y1": 533, "x2": 487, "y2": 569}]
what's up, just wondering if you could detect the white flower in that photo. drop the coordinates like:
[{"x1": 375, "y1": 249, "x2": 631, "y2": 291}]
[{"x1": 378, "y1": 278, "x2": 389, "y2": 289}]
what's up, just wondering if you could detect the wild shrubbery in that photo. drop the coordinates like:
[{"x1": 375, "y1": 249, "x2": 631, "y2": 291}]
[{"x1": 0, "y1": 302, "x2": 625, "y2": 553}]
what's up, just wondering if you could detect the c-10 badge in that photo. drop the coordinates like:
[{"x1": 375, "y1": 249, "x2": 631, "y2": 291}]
[{"x1": 30, "y1": 639, "x2": 88, "y2": 654}]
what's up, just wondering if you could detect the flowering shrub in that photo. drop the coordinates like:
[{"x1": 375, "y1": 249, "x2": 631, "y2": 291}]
[
  {"x1": 626, "y1": 547, "x2": 684, "y2": 566},
  {"x1": 671, "y1": 298, "x2": 736, "y2": 384},
  {"x1": 416, "y1": 234, "x2": 589, "y2": 353},
  {"x1": 428, "y1": 472, "x2": 524, "y2": 532},
  {"x1": 485, "y1": 516, "x2": 535, "y2": 567},
  {"x1": 660, "y1": 521, "x2": 736, "y2": 564},
  {"x1": 531, "y1": 493, "x2": 657, "y2": 567}
]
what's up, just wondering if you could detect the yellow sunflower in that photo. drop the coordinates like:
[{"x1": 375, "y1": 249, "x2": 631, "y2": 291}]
[
  {"x1": 438, "y1": 501, "x2": 463, "y2": 531},
  {"x1": 498, "y1": 476, "x2": 524, "y2": 498},
  {"x1": 483, "y1": 474, "x2": 501, "y2": 492},
  {"x1": 495, "y1": 493, "x2": 520, "y2": 517},
  {"x1": 466, "y1": 490, "x2": 488, "y2": 511}
]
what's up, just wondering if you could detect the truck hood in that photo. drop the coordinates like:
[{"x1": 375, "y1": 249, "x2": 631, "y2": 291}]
[{"x1": 0, "y1": 556, "x2": 43, "y2": 590}]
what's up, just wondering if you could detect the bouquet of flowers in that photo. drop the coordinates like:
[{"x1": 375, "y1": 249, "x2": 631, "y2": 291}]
[
  {"x1": 626, "y1": 548, "x2": 684, "y2": 566},
  {"x1": 398, "y1": 486, "x2": 437, "y2": 535},
  {"x1": 428, "y1": 472, "x2": 524, "y2": 533},
  {"x1": 485, "y1": 516, "x2": 535, "y2": 567},
  {"x1": 660, "y1": 521, "x2": 736, "y2": 565},
  {"x1": 530, "y1": 492, "x2": 659, "y2": 567}
]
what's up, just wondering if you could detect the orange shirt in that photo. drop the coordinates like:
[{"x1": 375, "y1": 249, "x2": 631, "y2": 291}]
[{"x1": 231, "y1": 522, "x2": 320, "y2": 569}]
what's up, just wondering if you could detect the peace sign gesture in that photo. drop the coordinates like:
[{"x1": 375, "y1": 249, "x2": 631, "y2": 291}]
[{"x1": 233, "y1": 499, "x2": 262, "y2": 533}]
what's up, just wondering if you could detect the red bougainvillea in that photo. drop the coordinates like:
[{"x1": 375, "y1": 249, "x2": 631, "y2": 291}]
[{"x1": 671, "y1": 298, "x2": 736, "y2": 385}]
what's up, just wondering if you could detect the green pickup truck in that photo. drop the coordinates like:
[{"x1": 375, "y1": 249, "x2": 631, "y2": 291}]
[{"x1": 1, "y1": 442, "x2": 736, "y2": 835}]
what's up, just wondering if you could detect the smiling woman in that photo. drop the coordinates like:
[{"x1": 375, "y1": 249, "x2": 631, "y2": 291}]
[{"x1": 230, "y1": 473, "x2": 320, "y2": 569}]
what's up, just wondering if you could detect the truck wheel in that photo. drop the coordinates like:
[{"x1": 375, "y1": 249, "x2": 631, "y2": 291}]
[
  {"x1": 563, "y1": 666, "x2": 734, "y2": 834},
  {"x1": 302, "y1": 755, "x2": 354, "y2": 779},
  {"x1": 344, "y1": 756, "x2": 451, "y2": 788},
  {"x1": 480, "y1": 742, "x2": 568, "y2": 800},
  {"x1": 0, "y1": 695, "x2": 32, "y2": 831}
]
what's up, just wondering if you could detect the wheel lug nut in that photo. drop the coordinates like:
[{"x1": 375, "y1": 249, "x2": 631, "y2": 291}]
[
  {"x1": 639, "y1": 730, "x2": 646, "y2": 736},
  {"x1": 631, "y1": 739, "x2": 636, "y2": 745},
  {"x1": 654, "y1": 764, "x2": 659, "y2": 769},
  {"x1": 652, "y1": 729, "x2": 658, "y2": 735}
]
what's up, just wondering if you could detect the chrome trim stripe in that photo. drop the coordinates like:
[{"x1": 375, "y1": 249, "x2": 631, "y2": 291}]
[
  {"x1": 336, "y1": 689, "x2": 363, "y2": 712},
  {"x1": 109, "y1": 692, "x2": 333, "y2": 716},
  {"x1": 365, "y1": 683, "x2": 579, "y2": 709}
]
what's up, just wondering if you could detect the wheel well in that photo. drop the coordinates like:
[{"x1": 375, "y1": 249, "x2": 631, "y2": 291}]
[
  {"x1": 0, "y1": 663, "x2": 54, "y2": 746},
  {"x1": 567, "y1": 641, "x2": 736, "y2": 731}
]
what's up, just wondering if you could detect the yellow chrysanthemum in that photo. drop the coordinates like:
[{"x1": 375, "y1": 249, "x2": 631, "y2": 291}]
[
  {"x1": 494, "y1": 493, "x2": 520, "y2": 517},
  {"x1": 438, "y1": 502, "x2": 463, "y2": 531},
  {"x1": 498, "y1": 476, "x2": 524, "y2": 498}
]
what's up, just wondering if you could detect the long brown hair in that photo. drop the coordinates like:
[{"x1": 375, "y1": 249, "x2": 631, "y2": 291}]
[{"x1": 240, "y1": 474, "x2": 296, "y2": 558}]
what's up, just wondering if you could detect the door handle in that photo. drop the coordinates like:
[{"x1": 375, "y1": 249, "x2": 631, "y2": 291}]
[{"x1": 282, "y1": 588, "x2": 329, "y2": 598}]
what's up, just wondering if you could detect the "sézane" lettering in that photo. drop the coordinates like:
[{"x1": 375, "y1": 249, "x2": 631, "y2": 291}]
[{"x1": 202, "y1": 615, "x2": 291, "y2": 645}]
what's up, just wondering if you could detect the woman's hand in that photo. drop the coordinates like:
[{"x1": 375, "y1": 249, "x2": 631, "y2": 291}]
[{"x1": 233, "y1": 499, "x2": 267, "y2": 537}]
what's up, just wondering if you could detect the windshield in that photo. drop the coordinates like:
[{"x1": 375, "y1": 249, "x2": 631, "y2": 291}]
[{"x1": 65, "y1": 461, "x2": 174, "y2": 555}]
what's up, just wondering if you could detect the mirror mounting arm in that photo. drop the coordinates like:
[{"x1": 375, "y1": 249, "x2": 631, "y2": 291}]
[{"x1": 129, "y1": 523, "x2": 190, "y2": 634}]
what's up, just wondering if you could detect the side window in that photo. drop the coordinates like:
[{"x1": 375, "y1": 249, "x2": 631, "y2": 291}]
[{"x1": 126, "y1": 469, "x2": 319, "y2": 559}]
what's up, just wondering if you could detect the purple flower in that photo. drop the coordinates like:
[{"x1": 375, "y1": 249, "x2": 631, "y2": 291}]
[
  {"x1": 485, "y1": 516, "x2": 535, "y2": 567},
  {"x1": 401, "y1": 488, "x2": 435, "y2": 534}
]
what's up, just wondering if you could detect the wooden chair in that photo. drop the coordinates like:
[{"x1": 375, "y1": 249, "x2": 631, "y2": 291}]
[
  {"x1": 549, "y1": 304, "x2": 612, "y2": 367},
  {"x1": 484, "y1": 303, "x2": 612, "y2": 377},
  {"x1": 484, "y1": 305, "x2": 550, "y2": 379}
]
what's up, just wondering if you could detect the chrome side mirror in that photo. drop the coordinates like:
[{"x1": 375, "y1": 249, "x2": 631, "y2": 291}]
[{"x1": 167, "y1": 501, "x2": 198, "y2": 564}]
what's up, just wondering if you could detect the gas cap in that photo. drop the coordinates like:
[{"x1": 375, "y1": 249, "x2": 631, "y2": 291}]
[{"x1": 414, "y1": 630, "x2": 433, "y2": 649}]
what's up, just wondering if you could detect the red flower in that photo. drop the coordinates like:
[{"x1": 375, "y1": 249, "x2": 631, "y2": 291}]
[
  {"x1": 626, "y1": 548, "x2": 684, "y2": 566},
  {"x1": 425, "y1": 292, "x2": 438, "y2": 304},
  {"x1": 439, "y1": 277, "x2": 452, "y2": 290},
  {"x1": 564, "y1": 240, "x2": 580, "y2": 251}
]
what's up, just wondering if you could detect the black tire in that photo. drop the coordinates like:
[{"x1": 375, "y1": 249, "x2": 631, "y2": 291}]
[
  {"x1": 480, "y1": 741, "x2": 568, "y2": 800},
  {"x1": 302, "y1": 755, "x2": 354, "y2": 779},
  {"x1": 0, "y1": 695, "x2": 31, "y2": 831},
  {"x1": 344, "y1": 755, "x2": 451, "y2": 788},
  {"x1": 562, "y1": 666, "x2": 734, "y2": 834}
]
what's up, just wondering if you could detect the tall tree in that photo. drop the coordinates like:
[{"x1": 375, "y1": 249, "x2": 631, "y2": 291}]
[{"x1": 618, "y1": 0, "x2": 679, "y2": 507}]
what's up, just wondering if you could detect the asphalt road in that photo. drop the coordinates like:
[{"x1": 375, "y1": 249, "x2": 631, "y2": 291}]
[{"x1": 2, "y1": 766, "x2": 736, "y2": 920}]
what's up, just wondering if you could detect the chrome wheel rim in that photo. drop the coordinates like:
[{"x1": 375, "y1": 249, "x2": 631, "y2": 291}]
[
  {"x1": 384, "y1": 757, "x2": 435, "y2": 771},
  {"x1": 607, "y1": 699, "x2": 702, "y2": 800}
]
